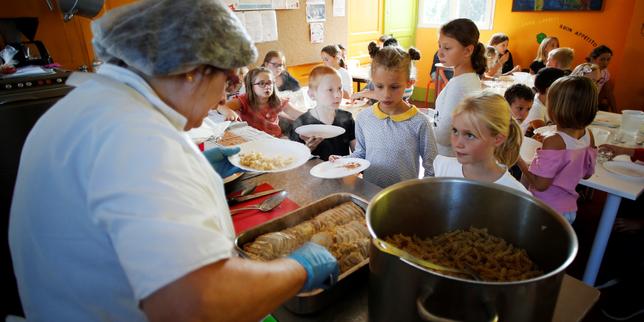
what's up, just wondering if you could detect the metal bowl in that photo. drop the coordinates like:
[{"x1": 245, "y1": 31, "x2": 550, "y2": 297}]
[{"x1": 367, "y1": 177, "x2": 578, "y2": 322}]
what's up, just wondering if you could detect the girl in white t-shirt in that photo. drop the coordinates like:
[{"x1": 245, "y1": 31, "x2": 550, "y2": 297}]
[
  {"x1": 433, "y1": 18, "x2": 485, "y2": 156},
  {"x1": 433, "y1": 92, "x2": 530, "y2": 195},
  {"x1": 321, "y1": 44, "x2": 353, "y2": 98}
]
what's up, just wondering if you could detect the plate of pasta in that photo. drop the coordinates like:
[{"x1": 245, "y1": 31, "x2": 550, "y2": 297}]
[
  {"x1": 228, "y1": 138, "x2": 311, "y2": 173},
  {"x1": 309, "y1": 158, "x2": 370, "y2": 179}
]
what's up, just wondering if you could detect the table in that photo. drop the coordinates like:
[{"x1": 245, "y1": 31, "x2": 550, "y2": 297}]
[
  {"x1": 348, "y1": 65, "x2": 370, "y2": 92},
  {"x1": 480, "y1": 72, "x2": 535, "y2": 96},
  {"x1": 578, "y1": 112, "x2": 644, "y2": 285},
  {"x1": 227, "y1": 159, "x2": 599, "y2": 322}
]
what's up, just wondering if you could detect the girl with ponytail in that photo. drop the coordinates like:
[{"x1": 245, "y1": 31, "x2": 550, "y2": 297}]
[
  {"x1": 433, "y1": 92, "x2": 530, "y2": 195},
  {"x1": 433, "y1": 18, "x2": 485, "y2": 157},
  {"x1": 321, "y1": 45, "x2": 352, "y2": 98}
]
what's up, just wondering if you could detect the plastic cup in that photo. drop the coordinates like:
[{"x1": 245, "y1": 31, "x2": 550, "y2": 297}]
[{"x1": 620, "y1": 110, "x2": 644, "y2": 135}]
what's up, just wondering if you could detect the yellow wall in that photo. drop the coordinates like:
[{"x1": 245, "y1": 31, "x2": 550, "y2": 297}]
[{"x1": 414, "y1": 0, "x2": 642, "y2": 110}]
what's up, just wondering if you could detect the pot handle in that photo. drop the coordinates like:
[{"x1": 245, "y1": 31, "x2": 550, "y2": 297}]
[{"x1": 416, "y1": 289, "x2": 499, "y2": 322}]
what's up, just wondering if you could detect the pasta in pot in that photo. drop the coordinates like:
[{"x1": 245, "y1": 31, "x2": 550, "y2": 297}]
[{"x1": 385, "y1": 227, "x2": 543, "y2": 282}]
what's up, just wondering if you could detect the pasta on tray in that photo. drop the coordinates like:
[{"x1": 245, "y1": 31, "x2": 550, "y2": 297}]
[{"x1": 243, "y1": 202, "x2": 369, "y2": 273}]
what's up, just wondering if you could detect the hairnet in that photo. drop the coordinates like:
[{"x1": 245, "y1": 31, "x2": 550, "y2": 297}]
[{"x1": 91, "y1": 0, "x2": 257, "y2": 76}]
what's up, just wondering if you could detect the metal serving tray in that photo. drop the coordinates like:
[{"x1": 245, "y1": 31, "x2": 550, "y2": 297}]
[{"x1": 235, "y1": 193, "x2": 369, "y2": 314}]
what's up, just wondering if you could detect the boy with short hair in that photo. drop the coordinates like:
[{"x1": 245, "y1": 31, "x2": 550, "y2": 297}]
[
  {"x1": 504, "y1": 84, "x2": 534, "y2": 127},
  {"x1": 546, "y1": 48, "x2": 574, "y2": 74}
]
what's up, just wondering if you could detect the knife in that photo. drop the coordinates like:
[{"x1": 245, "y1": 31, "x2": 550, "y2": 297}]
[{"x1": 227, "y1": 189, "x2": 284, "y2": 203}]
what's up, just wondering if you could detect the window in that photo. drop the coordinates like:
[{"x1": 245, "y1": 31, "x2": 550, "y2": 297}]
[{"x1": 418, "y1": 0, "x2": 496, "y2": 30}]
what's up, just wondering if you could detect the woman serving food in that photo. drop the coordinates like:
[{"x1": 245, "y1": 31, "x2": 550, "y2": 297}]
[{"x1": 8, "y1": 1, "x2": 338, "y2": 321}]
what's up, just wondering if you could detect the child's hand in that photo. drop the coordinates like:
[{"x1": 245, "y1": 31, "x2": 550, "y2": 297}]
[
  {"x1": 532, "y1": 133, "x2": 545, "y2": 143},
  {"x1": 300, "y1": 135, "x2": 324, "y2": 151},
  {"x1": 217, "y1": 105, "x2": 241, "y2": 121},
  {"x1": 328, "y1": 155, "x2": 342, "y2": 162},
  {"x1": 350, "y1": 92, "x2": 364, "y2": 100},
  {"x1": 223, "y1": 111, "x2": 240, "y2": 121},
  {"x1": 499, "y1": 52, "x2": 510, "y2": 64}
]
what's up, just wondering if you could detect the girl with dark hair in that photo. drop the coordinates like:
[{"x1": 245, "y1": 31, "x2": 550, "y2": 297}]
[
  {"x1": 433, "y1": 18, "x2": 484, "y2": 156},
  {"x1": 487, "y1": 33, "x2": 521, "y2": 76},
  {"x1": 262, "y1": 50, "x2": 300, "y2": 92},
  {"x1": 587, "y1": 45, "x2": 616, "y2": 112},
  {"x1": 321, "y1": 44, "x2": 352, "y2": 98}
]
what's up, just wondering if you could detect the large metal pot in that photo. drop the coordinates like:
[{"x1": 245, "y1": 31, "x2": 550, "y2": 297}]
[{"x1": 367, "y1": 178, "x2": 577, "y2": 322}]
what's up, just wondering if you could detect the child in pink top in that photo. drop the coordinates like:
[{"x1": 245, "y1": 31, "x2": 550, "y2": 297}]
[
  {"x1": 218, "y1": 67, "x2": 302, "y2": 137},
  {"x1": 518, "y1": 76, "x2": 598, "y2": 223}
]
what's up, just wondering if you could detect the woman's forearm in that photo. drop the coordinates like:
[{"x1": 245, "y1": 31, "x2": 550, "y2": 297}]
[{"x1": 142, "y1": 257, "x2": 305, "y2": 322}]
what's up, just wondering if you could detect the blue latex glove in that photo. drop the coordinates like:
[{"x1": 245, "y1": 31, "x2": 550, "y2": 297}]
[
  {"x1": 203, "y1": 146, "x2": 243, "y2": 178},
  {"x1": 288, "y1": 242, "x2": 339, "y2": 292}
]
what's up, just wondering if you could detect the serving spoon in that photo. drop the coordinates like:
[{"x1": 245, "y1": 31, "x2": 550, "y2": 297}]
[
  {"x1": 373, "y1": 237, "x2": 480, "y2": 281},
  {"x1": 230, "y1": 191, "x2": 288, "y2": 215}
]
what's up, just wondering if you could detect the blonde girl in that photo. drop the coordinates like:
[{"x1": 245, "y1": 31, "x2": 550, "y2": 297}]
[
  {"x1": 320, "y1": 45, "x2": 353, "y2": 98},
  {"x1": 218, "y1": 67, "x2": 302, "y2": 137},
  {"x1": 529, "y1": 36, "x2": 559, "y2": 74},
  {"x1": 262, "y1": 50, "x2": 300, "y2": 92},
  {"x1": 433, "y1": 92, "x2": 529, "y2": 194},
  {"x1": 289, "y1": 65, "x2": 356, "y2": 160},
  {"x1": 434, "y1": 18, "x2": 485, "y2": 157},
  {"x1": 518, "y1": 76, "x2": 598, "y2": 223},
  {"x1": 330, "y1": 45, "x2": 437, "y2": 188}
]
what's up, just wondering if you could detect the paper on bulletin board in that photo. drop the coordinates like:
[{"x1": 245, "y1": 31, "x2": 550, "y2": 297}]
[
  {"x1": 260, "y1": 11, "x2": 279, "y2": 42},
  {"x1": 237, "y1": 10, "x2": 279, "y2": 43},
  {"x1": 306, "y1": 0, "x2": 326, "y2": 22},
  {"x1": 333, "y1": 0, "x2": 345, "y2": 16},
  {"x1": 272, "y1": 0, "x2": 300, "y2": 9},
  {"x1": 229, "y1": 0, "x2": 273, "y2": 10},
  {"x1": 310, "y1": 22, "x2": 324, "y2": 43}
]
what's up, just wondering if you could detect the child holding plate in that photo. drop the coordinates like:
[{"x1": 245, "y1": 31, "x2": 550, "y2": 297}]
[
  {"x1": 331, "y1": 44, "x2": 437, "y2": 188},
  {"x1": 289, "y1": 65, "x2": 356, "y2": 161}
]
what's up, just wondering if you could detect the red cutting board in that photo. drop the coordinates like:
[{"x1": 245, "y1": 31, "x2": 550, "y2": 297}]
[{"x1": 230, "y1": 183, "x2": 300, "y2": 234}]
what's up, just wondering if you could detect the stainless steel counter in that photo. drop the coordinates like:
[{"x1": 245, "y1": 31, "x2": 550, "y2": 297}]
[{"x1": 227, "y1": 160, "x2": 599, "y2": 322}]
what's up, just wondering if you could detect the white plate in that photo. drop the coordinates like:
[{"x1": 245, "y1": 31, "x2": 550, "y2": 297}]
[
  {"x1": 309, "y1": 158, "x2": 370, "y2": 179},
  {"x1": 533, "y1": 125, "x2": 557, "y2": 136},
  {"x1": 295, "y1": 124, "x2": 346, "y2": 139},
  {"x1": 592, "y1": 111, "x2": 620, "y2": 128},
  {"x1": 602, "y1": 161, "x2": 644, "y2": 181},
  {"x1": 228, "y1": 138, "x2": 311, "y2": 173},
  {"x1": 520, "y1": 137, "x2": 542, "y2": 163}
]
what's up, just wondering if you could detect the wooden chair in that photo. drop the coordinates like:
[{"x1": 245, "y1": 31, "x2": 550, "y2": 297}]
[{"x1": 424, "y1": 64, "x2": 451, "y2": 107}]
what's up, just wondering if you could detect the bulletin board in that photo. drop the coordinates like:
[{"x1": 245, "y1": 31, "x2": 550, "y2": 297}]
[{"x1": 252, "y1": 0, "x2": 348, "y2": 66}]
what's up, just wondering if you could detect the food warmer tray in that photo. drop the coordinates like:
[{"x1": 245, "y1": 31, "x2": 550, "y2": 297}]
[{"x1": 235, "y1": 193, "x2": 370, "y2": 314}]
